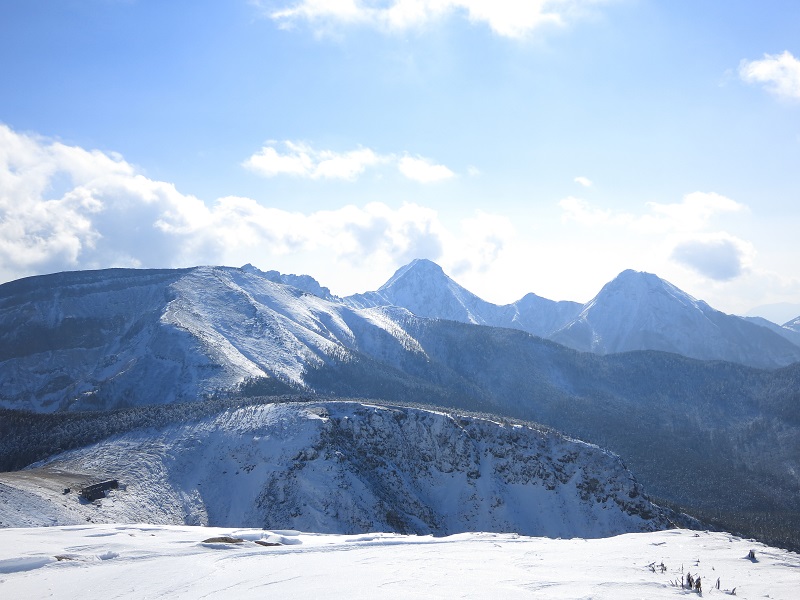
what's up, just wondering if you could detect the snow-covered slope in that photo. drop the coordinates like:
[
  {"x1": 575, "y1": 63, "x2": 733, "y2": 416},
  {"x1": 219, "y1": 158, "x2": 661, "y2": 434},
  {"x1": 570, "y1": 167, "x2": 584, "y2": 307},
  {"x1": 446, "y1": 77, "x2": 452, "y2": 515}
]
[
  {"x1": 344, "y1": 258, "x2": 582, "y2": 336},
  {"x1": 742, "y1": 315, "x2": 800, "y2": 347},
  {"x1": 345, "y1": 261, "x2": 799, "y2": 367},
  {"x1": 3, "y1": 262, "x2": 797, "y2": 414},
  {"x1": 550, "y1": 270, "x2": 800, "y2": 368},
  {"x1": 246, "y1": 263, "x2": 339, "y2": 301},
  {"x1": 0, "y1": 401, "x2": 671, "y2": 538},
  {"x1": 785, "y1": 315, "x2": 800, "y2": 332},
  {"x1": 0, "y1": 266, "x2": 423, "y2": 412},
  {"x1": 2, "y1": 526, "x2": 797, "y2": 600},
  {"x1": 345, "y1": 259, "x2": 500, "y2": 325}
]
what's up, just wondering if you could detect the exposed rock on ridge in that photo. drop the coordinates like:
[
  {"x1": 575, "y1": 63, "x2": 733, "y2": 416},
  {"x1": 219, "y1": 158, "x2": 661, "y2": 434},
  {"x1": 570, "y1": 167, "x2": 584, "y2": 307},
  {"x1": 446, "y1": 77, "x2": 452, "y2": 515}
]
[{"x1": 0, "y1": 402, "x2": 673, "y2": 537}]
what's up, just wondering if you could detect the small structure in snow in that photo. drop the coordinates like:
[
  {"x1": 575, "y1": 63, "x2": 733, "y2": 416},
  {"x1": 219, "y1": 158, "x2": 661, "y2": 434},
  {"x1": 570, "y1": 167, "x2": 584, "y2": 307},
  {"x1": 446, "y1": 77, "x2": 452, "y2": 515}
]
[{"x1": 79, "y1": 480, "x2": 119, "y2": 502}]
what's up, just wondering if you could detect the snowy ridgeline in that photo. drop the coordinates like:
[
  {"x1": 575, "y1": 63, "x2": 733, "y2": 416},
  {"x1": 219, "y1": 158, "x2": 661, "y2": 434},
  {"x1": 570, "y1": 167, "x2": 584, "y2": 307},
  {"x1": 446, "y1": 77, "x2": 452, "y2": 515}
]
[
  {"x1": 0, "y1": 265, "x2": 427, "y2": 412},
  {"x1": 3, "y1": 261, "x2": 800, "y2": 414},
  {"x1": 0, "y1": 402, "x2": 671, "y2": 537},
  {"x1": 0, "y1": 261, "x2": 800, "y2": 412},
  {"x1": 1, "y1": 525, "x2": 797, "y2": 600},
  {"x1": 343, "y1": 259, "x2": 800, "y2": 366}
]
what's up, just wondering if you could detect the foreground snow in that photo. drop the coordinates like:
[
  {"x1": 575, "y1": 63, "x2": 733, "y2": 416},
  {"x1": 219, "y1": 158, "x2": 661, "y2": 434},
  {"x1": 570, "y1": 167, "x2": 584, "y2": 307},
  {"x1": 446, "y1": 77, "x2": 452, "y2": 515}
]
[{"x1": 0, "y1": 526, "x2": 797, "y2": 599}]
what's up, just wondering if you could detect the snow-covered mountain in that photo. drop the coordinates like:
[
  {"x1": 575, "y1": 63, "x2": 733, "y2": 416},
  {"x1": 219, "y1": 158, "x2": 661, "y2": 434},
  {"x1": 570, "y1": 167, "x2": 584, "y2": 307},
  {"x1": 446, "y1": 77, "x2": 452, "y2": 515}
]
[
  {"x1": 345, "y1": 259, "x2": 502, "y2": 325},
  {"x1": 0, "y1": 266, "x2": 423, "y2": 412},
  {"x1": 0, "y1": 401, "x2": 672, "y2": 537},
  {"x1": 344, "y1": 261, "x2": 800, "y2": 368},
  {"x1": 550, "y1": 269, "x2": 800, "y2": 368},
  {"x1": 742, "y1": 315, "x2": 800, "y2": 348},
  {"x1": 344, "y1": 258, "x2": 581, "y2": 336},
  {"x1": 4, "y1": 262, "x2": 796, "y2": 414},
  {"x1": 786, "y1": 315, "x2": 800, "y2": 332},
  {"x1": 3, "y1": 263, "x2": 800, "y2": 550}
]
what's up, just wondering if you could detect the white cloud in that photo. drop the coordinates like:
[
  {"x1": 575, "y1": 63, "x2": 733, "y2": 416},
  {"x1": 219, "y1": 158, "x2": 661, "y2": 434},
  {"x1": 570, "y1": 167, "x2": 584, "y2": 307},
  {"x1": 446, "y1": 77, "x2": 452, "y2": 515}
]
[
  {"x1": 315, "y1": 148, "x2": 384, "y2": 180},
  {"x1": 0, "y1": 124, "x2": 142, "y2": 273},
  {"x1": 450, "y1": 211, "x2": 515, "y2": 275},
  {"x1": 243, "y1": 141, "x2": 385, "y2": 180},
  {"x1": 264, "y1": 0, "x2": 608, "y2": 38},
  {"x1": 0, "y1": 124, "x2": 498, "y2": 290},
  {"x1": 397, "y1": 155, "x2": 455, "y2": 183},
  {"x1": 558, "y1": 196, "x2": 626, "y2": 226},
  {"x1": 244, "y1": 141, "x2": 455, "y2": 183},
  {"x1": 558, "y1": 192, "x2": 753, "y2": 283},
  {"x1": 574, "y1": 176, "x2": 592, "y2": 187},
  {"x1": 671, "y1": 234, "x2": 754, "y2": 282},
  {"x1": 739, "y1": 50, "x2": 800, "y2": 100},
  {"x1": 645, "y1": 192, "x2": 745, "y2": 232},
  {"x1": 560, "y1": 191, "x2": 746, "y2": 234}
]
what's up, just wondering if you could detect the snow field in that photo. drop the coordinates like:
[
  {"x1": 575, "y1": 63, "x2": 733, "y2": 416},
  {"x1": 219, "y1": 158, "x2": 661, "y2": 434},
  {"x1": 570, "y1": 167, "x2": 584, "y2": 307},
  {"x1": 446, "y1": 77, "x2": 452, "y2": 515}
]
[{"x1": 0, "y1": 526, "x2": 797, "y2": 599}]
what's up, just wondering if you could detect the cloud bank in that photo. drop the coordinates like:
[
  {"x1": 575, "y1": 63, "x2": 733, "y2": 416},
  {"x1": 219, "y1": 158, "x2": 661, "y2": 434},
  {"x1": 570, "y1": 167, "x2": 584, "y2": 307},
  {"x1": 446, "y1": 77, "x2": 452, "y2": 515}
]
[
  {"x1": 671, "y1": 235, "x2": 753, "y2": 281},
  {"x1": 739, "y1": 50, "x2": 800, "y2": 100},
  {"x1": 244, "y1": 141, "x2": 454, "y2": 183},
  {"x1": 559, "y1": 191, "x2": 752, "y2": 281},
  {"x1": 2, "y1": 123, "x2": 784, "y2": 310},
  {"x1": 264, "y1": 0, "x2": 609, "y2": 38},
  {"x1": 0, "y1": 125, "x2": 496, "y2": 288},
  {"x1": 560, "y1": 191, "x2": 745, "y2": 234}
]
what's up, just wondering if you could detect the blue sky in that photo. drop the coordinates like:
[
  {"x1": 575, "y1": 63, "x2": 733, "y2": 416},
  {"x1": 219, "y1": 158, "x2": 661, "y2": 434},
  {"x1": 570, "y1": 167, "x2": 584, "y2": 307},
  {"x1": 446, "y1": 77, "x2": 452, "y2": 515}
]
[{"x1": 1, "y1": 0, "x2": 799, "y2": 320}]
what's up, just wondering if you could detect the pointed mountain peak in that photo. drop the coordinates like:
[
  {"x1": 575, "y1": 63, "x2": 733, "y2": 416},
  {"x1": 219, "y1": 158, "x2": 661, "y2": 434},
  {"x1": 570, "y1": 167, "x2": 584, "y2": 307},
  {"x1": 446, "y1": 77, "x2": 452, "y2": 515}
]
[
  {"x1": 609, "y1": 269, "x2": 666, "y2": 287},
  {"x1": 355, "y1": 258, "x2": 493, "y2": 324},
  {"x1": 598, "y1": 269, "x2": 699, "y2": 306},
  {"x1": 379, "y1": 259, "x2": 449, "y2": 291}
]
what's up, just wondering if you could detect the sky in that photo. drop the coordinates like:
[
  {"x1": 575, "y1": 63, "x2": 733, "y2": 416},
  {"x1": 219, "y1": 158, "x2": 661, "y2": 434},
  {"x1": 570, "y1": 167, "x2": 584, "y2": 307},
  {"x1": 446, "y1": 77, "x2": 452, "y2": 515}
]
[{"x1": 1, "y1": 1, "x2": 799, "y2": 320}]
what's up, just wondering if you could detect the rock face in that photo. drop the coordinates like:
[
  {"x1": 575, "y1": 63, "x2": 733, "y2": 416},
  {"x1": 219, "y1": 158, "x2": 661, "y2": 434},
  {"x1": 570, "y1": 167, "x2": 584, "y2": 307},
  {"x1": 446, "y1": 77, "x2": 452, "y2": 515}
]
[{"x1": 0, "y1": 402, "x2": 673, "y2": 537}]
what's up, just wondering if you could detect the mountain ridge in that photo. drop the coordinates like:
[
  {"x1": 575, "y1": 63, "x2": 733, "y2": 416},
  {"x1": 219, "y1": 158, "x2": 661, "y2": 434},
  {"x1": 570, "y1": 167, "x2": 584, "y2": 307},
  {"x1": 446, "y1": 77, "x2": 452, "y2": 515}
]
[
  {"x1": 344, "y1": 261, "x2": 800, "y2": 368},
  {"x1": 0, "y1": 401, "x2": 673, "y2": 536},
  {"x1": 2, "y1": 263, "x2": 800, "y2": 549}
]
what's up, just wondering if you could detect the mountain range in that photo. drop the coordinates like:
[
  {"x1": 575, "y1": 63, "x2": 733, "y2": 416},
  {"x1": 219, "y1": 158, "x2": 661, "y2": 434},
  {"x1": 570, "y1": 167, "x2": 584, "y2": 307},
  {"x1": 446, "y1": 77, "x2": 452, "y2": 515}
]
[
  {"x1": 4, "y1": 260, "x2": 799, "y2": 414},
  {"x1": 344, "y1": 259, "x2": 800, "y2": 368},
  {"x1": 1, "y1": 260, "x2": 799, "y2": 550}
]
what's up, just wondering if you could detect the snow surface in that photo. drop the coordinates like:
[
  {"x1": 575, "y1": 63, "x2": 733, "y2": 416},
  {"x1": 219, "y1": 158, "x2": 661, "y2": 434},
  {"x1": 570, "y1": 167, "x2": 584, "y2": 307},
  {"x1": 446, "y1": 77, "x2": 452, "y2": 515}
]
[{"x1": 0, "y1": 525, "x2": 797, "y2": 599}]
